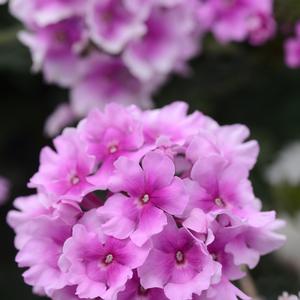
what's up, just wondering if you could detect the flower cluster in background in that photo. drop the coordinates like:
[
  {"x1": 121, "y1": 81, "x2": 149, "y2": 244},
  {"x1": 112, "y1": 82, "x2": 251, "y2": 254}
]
[
  {"x1": 7, "y1": 102, "x2": 285, "y2": 300},
  {"x1": 5, "y1": 0, "x2": 280, "y2": 136},
  {"x1": 8, "y1": 0, "x2": 201, "y2": 127}
]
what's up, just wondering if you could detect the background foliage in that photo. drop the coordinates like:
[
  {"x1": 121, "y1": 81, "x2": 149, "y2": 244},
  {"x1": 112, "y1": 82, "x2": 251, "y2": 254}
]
[{"x1": 1, "y1": 1, "x2": 300, "y2": 299}]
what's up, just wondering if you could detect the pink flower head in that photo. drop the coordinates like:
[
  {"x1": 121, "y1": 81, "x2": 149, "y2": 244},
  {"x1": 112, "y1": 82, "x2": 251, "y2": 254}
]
[
  {"x1": 138, "y1": 217, "x2": 220, "y2": 300},
  {"x1": 285, "y1": 22, "x2": 300, "y2": 68},
  {"x1": 99, "y1": 151, "x2": 188, "y2": 245},
  {"x1": 29, "y1": 129, "x2": 96, "y2": 202},
  {"x1": 59, "y1": 210, "x2": 150, "y2": 299},
  {"x1": 8, "y1": 101, "x2": 285, "y2": 300}
]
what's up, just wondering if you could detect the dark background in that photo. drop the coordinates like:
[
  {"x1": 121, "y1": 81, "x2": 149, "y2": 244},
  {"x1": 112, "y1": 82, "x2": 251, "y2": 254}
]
[{"x1": 1, "y1": 1, "x2": 300, "y2": 299}]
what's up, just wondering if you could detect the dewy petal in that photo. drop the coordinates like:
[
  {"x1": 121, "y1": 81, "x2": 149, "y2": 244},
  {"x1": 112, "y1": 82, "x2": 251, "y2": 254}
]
[{"x1": 131, "y1": 205, "x2": 167, "y2": 246}]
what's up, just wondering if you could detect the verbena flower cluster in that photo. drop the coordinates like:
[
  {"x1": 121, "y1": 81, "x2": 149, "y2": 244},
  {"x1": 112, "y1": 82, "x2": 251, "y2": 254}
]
[
  {"x1": 6, "y1": 0, "x2": 276, "y2": 136},
  {"x1": 8, "y1": 102, "x2": 285, "y2": 300},
  {"x1": 8, "y1": 0, "x2": 201, "y2": 118}
]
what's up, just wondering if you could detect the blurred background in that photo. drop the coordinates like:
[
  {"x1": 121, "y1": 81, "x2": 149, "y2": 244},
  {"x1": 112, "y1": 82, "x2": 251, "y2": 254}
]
[{"x1": 1, "y1": 1, "x2": 300, "y2": 299}]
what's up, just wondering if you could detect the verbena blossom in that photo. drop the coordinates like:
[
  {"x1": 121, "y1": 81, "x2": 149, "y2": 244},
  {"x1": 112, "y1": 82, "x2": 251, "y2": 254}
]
[
  {"x1": 285, "y1": 22, "x2": 300, "y2": 68},
  {"x1": 8, "y1": 101, "x2": 285, "y2": 300}
]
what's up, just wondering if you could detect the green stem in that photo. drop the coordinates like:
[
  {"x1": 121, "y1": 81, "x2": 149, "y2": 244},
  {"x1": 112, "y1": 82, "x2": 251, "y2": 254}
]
[{"x1": 0, "y1": 26, "x2": 20, "y2": 45}]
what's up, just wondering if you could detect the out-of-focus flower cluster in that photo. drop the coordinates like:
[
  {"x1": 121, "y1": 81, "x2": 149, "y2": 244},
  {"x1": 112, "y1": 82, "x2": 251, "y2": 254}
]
[
  {"x1": 5, "y1": 0, "x2": 277, "y2": 136},
  {"x1": 7, "y1": 102, "x2": 285, "y2": 300},
  {"x1": 8, "y1": 0, "x2": 201, "y2": 119}
]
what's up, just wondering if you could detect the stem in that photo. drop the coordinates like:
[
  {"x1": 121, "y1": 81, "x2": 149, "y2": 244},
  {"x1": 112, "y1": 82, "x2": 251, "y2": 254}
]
[
  {"x1": 240, "y1": 269, "x2": 263, "y2": 300},
  {"x1": 0, "y1": 26, "x2": 20, "y2": 45}
]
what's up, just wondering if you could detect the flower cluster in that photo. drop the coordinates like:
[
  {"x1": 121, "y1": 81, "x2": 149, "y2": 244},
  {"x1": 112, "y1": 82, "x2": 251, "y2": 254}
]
[
  {"x1": 8, "y1": 102, "x2": 285, "y2": 300},
  {"x1": 285, "y1": 22, "x2": 300, "y2": 68},
  {"x1": 198, "y1": 0, "x2": 276, "y2": 45},
  {"x1": 8, "y1": 0, "x2": 201, "y2": 120}
]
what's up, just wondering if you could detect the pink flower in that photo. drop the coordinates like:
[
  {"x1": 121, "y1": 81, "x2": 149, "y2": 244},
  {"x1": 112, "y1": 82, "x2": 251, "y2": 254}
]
[
  {"x1": 8, "y1": 196, "x2": 82, "y2": 296},
  {"x1": 138, "y1": 217, "x2": 220, "y2": 300},
  {"x1": 19, "y1": 17, "x2": 87, "y2": 87},
  {"x1": 99, "y1": 151, "x2": 188, "y2": 245},
  {"x1": 29, "y1": 129, "x2": 96, "y2": 202},
  {"x1": 87, "y1": 0, "x2": 146, "y2": 54},
  {"x1": 186, "y1": 155, "x2": 259, "y2": 215},
  {"x1": 59, "y1": 210, "x2": 150, "y2": 299},
  {"x1": 285, "y1": 22, "x2": 300, "y2": 68},
  {"x1": 123, "y1": 2, "x2": 201, "y2": 81}
]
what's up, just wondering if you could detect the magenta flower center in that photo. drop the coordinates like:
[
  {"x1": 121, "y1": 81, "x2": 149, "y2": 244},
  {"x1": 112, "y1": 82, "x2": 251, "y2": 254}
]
[
  {"x1": 104, "y1": 253, "x2": 114, "y2": 265},
  {"x1": 175, "y1": 250, "x2": 185, "y2": 264},
  {"x1": 140, "y1": 194, "x2": 150, "y2": 204}
]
